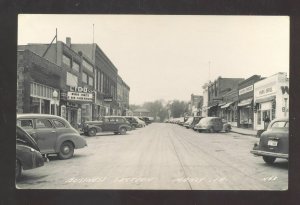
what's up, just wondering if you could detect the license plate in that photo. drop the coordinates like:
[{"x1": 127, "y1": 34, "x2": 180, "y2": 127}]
[{"x1": 267, "y1": 140, "x2": 278, "y2": 146}]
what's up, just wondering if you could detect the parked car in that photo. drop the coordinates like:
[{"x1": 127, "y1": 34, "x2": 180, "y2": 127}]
[
  {"x1": 82, "y1": 116, "x2": 132, "y2": 136},
  {"x1": 194, "y1": 117, "x2": 231, "y2": 133},
  {"x1": 183, "y1": 117, "x2": 194, "y2": 128},
  {"x1": 190, "y1": 116, "x2": 203, "y2": 130},
  {"x1": 178, "y1": 117, "x2": 185, "y2": 126},
  {"x1": 124, "y1": 116, "x2": 139, "y2": 129},
  {"x1": 250, "y1": 118, "x2": 289, "y2": 164},
  {"x1": 133, "y1": 116, "x2": 146, "y2": 127},
  {"x1": 17, "y1": 114, "x2": 87, "y2": 159},
  {"x1": 139, "y1": 117, "x2": 151, "y2": 125},
  {"x1": 16, "y1": 126, "x2": 45, "y2": 180}
]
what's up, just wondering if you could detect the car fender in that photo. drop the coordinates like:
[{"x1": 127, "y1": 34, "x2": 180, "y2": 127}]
[
  {"x1": 87, "y1": 124, "x2": 103, "y2": 132},
  {"x1": 119, "y1": 125, "x2": 131, "y2": 131},
  {"x1": 16, "y1": 144, "x2": 44, "y2": 170},
  {"x1": 54, "y1": 133, "x2": 86, "y2": 152}
]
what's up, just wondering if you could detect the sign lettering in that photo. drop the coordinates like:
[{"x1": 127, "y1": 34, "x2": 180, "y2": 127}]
[
  {"x1": 67, "y1": 92, "x2": 94, "y2": 102},
  {"x1": 239, "y1": 85, "x2": 253, "y2": 96},
  {"x1": 281, "y1": 86, "x2": 289, "y2": 95}
]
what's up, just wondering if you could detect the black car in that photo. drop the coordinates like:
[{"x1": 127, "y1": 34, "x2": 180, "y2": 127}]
[
  {"x1": 82, "y1": 116, "x2": 132, "y2": 136},
  {"x1": 124, "y1": 116, "x2": 139, "y2": 129},
  {"x1": 139, "y1": 117, "x2": 151, "y2": 125},
  {"x1": 16, "y1": 126, "x2": 45, "y2": 180}
]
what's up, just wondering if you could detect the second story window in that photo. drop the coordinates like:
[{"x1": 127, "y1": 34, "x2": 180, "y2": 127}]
[
  {"x1": 82, "y1": 72, "x2": 88, "y2": 84},
  {"x1": 82, "y1": 59, "x2": 94, "y2": 73},
  {"x1": 72, "y1": 61, "x2": 80, "y2": 72},
  {"x1": 88, "y1": 76, "x2": 94, "y2": 86},
  {"x1": 62, "y1": 54, "x2": 71, "y2": 67}
]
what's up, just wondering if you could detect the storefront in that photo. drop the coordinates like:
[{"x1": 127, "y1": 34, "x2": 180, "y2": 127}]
[
  {"x1": 221, "y1": 101, "x2": 238, "y2": 126},
  {"x1": 253, "y1": 73, "x2": 289, "y2": 130},
  {"x1": 238, "y1": 98, "x2": 253, "y2": 128},
  {"x1": 29, "y1": 82, "x2": 60, "y2": 115}
]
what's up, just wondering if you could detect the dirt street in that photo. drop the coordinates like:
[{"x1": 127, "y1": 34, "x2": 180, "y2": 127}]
[{"x1": 16, "y1": 123, "x2": 288, "y2": 190}]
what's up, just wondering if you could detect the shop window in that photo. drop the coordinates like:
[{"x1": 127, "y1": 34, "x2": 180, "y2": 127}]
[
  {"x1": 82, "y1": 72, "x2": 88, "y2": 83},
  {"x1": 36, "y1": 119, "x2": 53, "y2": 129},
  {"x1": 257, "y1": 110, "x2": 261, "y2": 125}
]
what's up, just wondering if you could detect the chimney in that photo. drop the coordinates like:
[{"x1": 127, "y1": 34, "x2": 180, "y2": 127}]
[{"x1": 66, "y1": 37, "x2": 71, "y2": 47}]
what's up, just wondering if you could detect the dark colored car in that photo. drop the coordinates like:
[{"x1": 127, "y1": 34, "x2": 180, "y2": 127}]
[
  {"x1": 194, "y1": 117, "x2": 231, "y2": 133},
  {"x1": 16, "y1": 126, "x2": 45, "y2": 180},
  {"x1": 17, "y1": 114, "x2": 87, "y2": 160},
  {"x1": 139, "y1": 117, "x2": 151, "y2": 125},
  {"x1": 124, "y1": 116, "x2": 139, "y2": 129},
  {"x1": 82, "y1": 116, "x2": 132, "y2": 136},
  {"x1": 251, "y1": 118, "x2": 289, "y2": 164}
]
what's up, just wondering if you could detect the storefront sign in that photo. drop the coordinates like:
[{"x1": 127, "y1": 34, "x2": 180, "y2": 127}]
[
  {"x1": 239, "y1": 85, "x2": 253, "y2": 96},
  {"x1": 61, "y1": 105, "x2": 66, "y2": 119},
  {"x1": 281, "y1": 86, "x2": 289, "y2": 95},
  {"x1": 67, "y1": 92, "x2": 94, "y2": 102},
  {"x1": 256, "y1": 85, "x2": 276, "y2": 98},
  {"x1": 104, "y1": 96, "x2": 113, "y2": 102},
  {"x1": 70, "y1": 86, "x2": 94, "y2": 93}
]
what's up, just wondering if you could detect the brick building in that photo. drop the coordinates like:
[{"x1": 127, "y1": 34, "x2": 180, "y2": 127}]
[
  {"x1": 207, "y1": 77, "x2": 244, "y2": 118},
  {"x1": 189, "y1": 94, "x2": 203, "y2": 116},
  {"x1": 17, "y1": 37, "x2": 130, "y2": 126}
]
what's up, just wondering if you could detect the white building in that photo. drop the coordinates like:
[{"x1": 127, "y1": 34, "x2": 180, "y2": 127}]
[
  {"x1": 201, "y1": 83, "x2": 209, "y2": 117},
  {"x1": 253, "y1": 72, "x2": 289, "y2": 130}
]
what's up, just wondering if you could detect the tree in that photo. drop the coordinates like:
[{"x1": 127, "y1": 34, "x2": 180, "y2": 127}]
[{"x1": 170, "y1": 100, "x2": 189, "y2": 118}]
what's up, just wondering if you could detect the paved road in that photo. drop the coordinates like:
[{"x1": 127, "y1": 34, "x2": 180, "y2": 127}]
[{"x1": 16, "y1": 123, "x2": 288, "y2": 190}]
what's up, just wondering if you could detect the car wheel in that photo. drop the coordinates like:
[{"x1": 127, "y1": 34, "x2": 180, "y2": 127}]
[
  {"x1": 209, "y1": 127, "x2": 214, "y2": 133},
  {"x1": 198, "y1": 130, "x2": 202, "y2": 133},
  {"x1": 119, "y1": 127, "x2": 127, "y2": 135},
  {"x1": 131, "y1": 125, "x2": 136, "y2": 130},
  {"x1": 263, "y1": 156, "x2": 276, "y2": 164},
  {"x1": 58, "y1": 141, "x2": 74, "y2": 160},
  {"x1": 16, "y1": 159, "x2": 22, "y2": 180},
  {"x1": 114, "y1": 132, "x2": 119, "y2": 135},
  {"x1": 88, "y1": 128, "x2": 97, "y2": 136}
]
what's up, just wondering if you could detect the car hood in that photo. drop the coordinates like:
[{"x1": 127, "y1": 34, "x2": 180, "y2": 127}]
[{"x1": 16, "y1": 126, "x2": 40, "y2": 151}]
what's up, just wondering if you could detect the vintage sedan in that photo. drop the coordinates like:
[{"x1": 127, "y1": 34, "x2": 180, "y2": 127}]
[
  {"x1": 17, "y1": 114, "x2": 87, "y2": 160},
  {"x1": 82, "y1": 116, "x2": 132, "y2": 136},
  {"x1": 251, "y1": 118, "x2": 289, "y2": 164},
  {"x1": 194, "y1": 117, "x2": 231, "y2": 133},
  {"x1": 16, "y1": 126, "x2": 45, "y2": 180}
]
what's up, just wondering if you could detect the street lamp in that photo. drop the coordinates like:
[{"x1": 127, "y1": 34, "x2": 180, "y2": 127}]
[{"x1": 52, "y1": 90, "x2": 58, "y2": 115}]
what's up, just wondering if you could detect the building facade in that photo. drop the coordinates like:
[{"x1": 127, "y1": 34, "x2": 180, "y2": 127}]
[
  {"x1": 17, "y1": 37, "x2": 130, "y2": 126},
  {"x1": 237, "y1": 75, "x2": 262, "y2": 129},
  {"x1": 201, "y1": 83, "x2": 209, "y2": 117},
  {"x1": 253, "y1": 72, "x2": 289, "y2": 130},
  {"x1": 207, "y1": 77, "x2": 244, "y2": 117},
  {"x1": 219, "y1": 88, "x2": 239, "y2": 126}
]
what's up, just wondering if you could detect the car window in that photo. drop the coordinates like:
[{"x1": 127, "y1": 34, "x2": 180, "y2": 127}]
[
  {"x1": 53, "y1": 120, "x2": 66, "y2": 128},
  {"x1": 109, "y1": 118, "x2": 116, "y2": 122},
  {"x1": 104, "y1": 118, "x2": 109, "y2": 122},
  {"x1": 285, "y1": 122, "x2": 289, "y2": 128},
  {"x1": 17, "y1": 119, "x2": 34, "y2": 129},
  {"x1": 271, "y1": 121, "x2": 286, "y2": 128},
  {"x1": 116, "y1": 118, "x2": 124, "y2": 123},
  {"x1": 36, "y1": 119, "x2": 53, "y2": 129}
]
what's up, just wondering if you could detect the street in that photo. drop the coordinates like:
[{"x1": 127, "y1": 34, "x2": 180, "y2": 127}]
[{"x1": 16, "y1": 123, "x2": 288, "y2": 190}]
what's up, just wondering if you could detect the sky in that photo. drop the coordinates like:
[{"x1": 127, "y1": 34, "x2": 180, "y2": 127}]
[{"x1": 18, "y1": 15, "x2": 289, "y2": 105}]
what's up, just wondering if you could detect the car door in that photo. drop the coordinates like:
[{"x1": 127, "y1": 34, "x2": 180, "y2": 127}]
[
  {"x1": 34, "y1": 118, "x2": 58, "y2": 153},
  {"x1": 216, "y1": 119, "x2": 223, "y2": 131},
  {"x1": 102, "y1": 117, "x2": 112, "y2": 132}
]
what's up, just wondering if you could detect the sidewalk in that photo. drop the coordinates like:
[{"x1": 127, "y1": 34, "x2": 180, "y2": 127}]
[{"x1": 230, "y1": 127, "x2": 257, "y2": 137}]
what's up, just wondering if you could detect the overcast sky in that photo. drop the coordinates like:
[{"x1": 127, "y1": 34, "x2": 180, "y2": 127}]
[{"x1": 18, "y1": 15, "x2": 289, "y2": 105}]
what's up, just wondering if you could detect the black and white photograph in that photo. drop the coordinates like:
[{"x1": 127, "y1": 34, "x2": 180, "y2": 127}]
[{"x1": 16, "y1": 14, "x2": 289, "y2": 190}]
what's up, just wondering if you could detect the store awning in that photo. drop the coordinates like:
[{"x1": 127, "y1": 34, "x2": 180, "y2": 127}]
[
  {"x1": 238, "y1": 98, "x2": 253, "y2": 107},
  {"x1": 255, "y1": 96, "x2": 275, "y2": 104},
  {"x1": 218, "y1": 102, "x2": 226, "y2": 107},
  {"x1": 221, "y1": 102, "x2": 234, "y2": 109},
  {"x1": 207, "y1": 103, "x2": 218, "y2": 109}
]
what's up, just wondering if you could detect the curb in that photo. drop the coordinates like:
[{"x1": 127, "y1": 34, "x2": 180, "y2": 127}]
[{"x1": 230, "y1": 130, "x2": 257, "y2": 137}]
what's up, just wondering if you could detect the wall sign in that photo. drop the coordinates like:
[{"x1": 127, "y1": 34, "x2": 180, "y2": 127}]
[
  {"x1": 256, "y1": 85, "x2": 276, "y2": 98},
  {"x1": 70, "y1": 86, "x2": 94, "y2": 93},
  {"x1": 67, "y1": 92, "x2": 94, "y2": 102},
  {"x1": 239, "y1": 85, "x2": 253, "y2": 96}
]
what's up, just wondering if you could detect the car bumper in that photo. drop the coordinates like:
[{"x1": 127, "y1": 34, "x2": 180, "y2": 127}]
[{"x1": 250, "y1": 150, "x2": 288, "y2": 159}]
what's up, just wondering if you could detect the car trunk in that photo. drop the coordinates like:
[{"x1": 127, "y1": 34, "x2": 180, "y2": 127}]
[{"x1": 259, "y1": 129, "x2": 288, "y2": 154}]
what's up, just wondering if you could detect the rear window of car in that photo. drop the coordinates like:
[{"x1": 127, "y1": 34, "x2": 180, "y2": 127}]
[
  {"x1": 116, "y1": 118, "x2": 125, "y2": 123},
  {"x1": 17, "y1": 119, "x2": 34, "y2": 129},
  {"x1": 271, "y1": 121, "x2": 289, "y2": 128},
  {"x1": 36, "y1": 119, "x2": 53, "y2": 129}
]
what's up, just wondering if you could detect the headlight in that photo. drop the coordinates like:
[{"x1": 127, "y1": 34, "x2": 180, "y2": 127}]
[{"x1": 30, "y1": 148, "x2": 36, "y2": 152}]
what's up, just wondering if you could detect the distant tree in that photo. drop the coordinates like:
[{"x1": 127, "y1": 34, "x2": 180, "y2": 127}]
[
  {"x1": 129, "y1": 104, "x2": 142, "y2": 111},
  {"x1": 170, "y1": 100, "x2": 188, "y2": 118}
]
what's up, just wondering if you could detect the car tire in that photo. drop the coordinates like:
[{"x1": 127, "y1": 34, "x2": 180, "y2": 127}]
[
  {"x1": 16, "y1": 159, "x2": 22, "y2": 181},
  {"x1": 58, "y1": 141, "x2": 74, "y2": 160},
  {"x1": 198, "y1": 130, "x2": 202, "y2": 133},
  {"x1": 114, "y1": 132, "x2": 119, "y2": 135},
  {"x1": 88, "y1": 128, "x2": 97, "y2": 136},
  {"x1": 119, "y1": 127, "x2": 127, "y2": 135},
  {"x1": 263, "y1": 156, "x2": 276, "y2": 164},
  {"x1": 209, "y1": 127, "x2": 214, "y2": 133}
]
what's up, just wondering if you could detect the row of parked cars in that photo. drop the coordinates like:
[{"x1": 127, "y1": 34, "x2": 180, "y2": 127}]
[
  {"x1": 166, "y1": 116, "x2": 232, "y2": 133},
  {"x1": 167, "y1": 116, "x2": 289, "y2": 165},
  {"x1": 16, "y1": 113, "x2": 152, "y2": 180}
]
